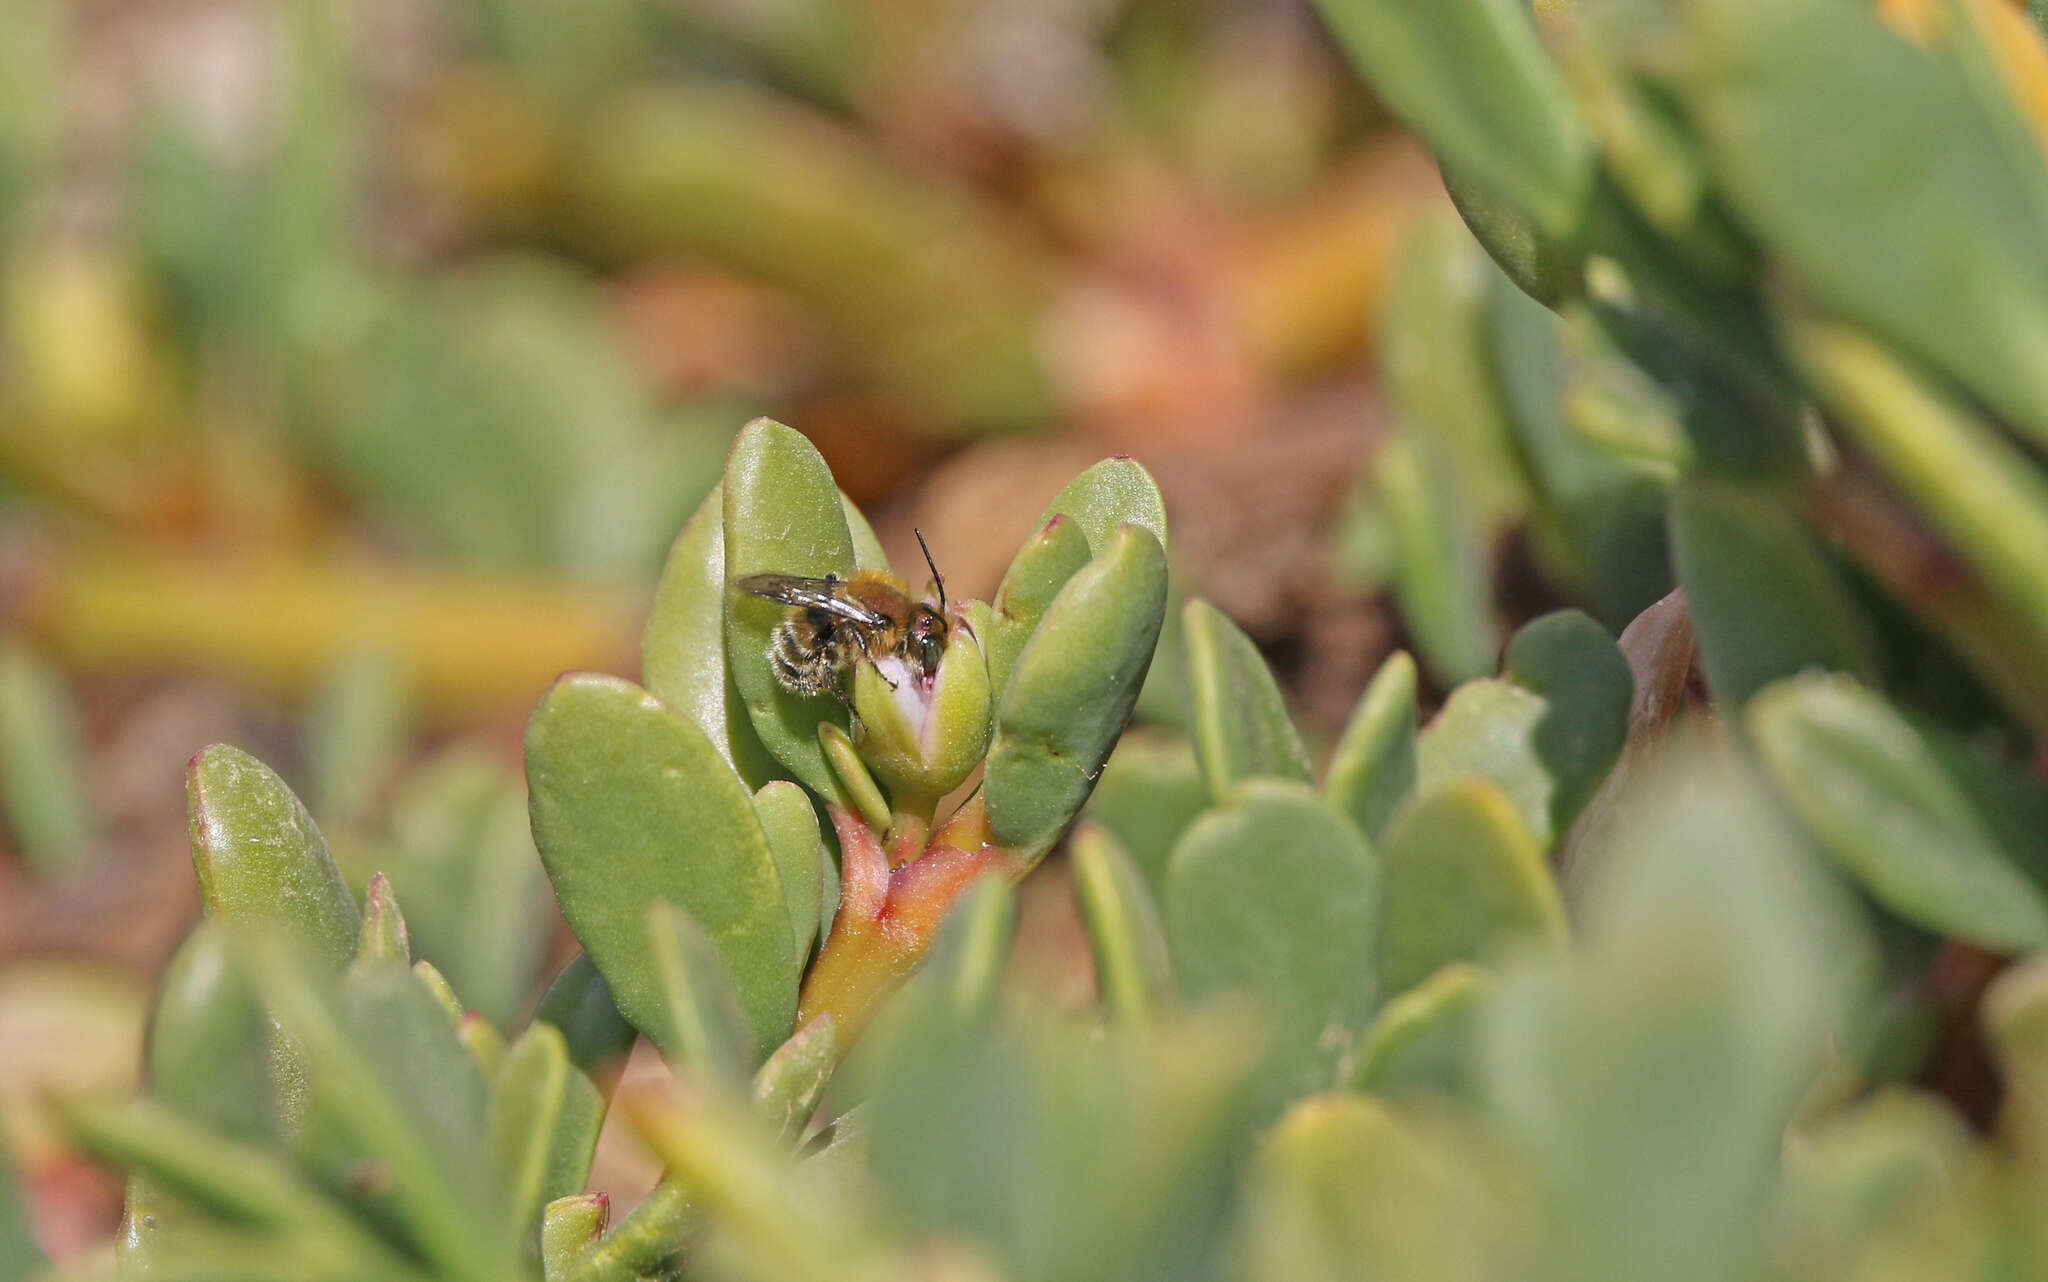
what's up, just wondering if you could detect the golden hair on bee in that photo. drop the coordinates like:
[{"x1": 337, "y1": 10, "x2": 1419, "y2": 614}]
[{"x1": 733, "y1": 531, "x2": 950, "y2": 700}]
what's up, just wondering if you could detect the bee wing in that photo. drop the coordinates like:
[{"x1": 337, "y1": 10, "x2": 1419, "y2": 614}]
[{"x1": 733, "y1": 573, "x2": 892, "y2": 628}]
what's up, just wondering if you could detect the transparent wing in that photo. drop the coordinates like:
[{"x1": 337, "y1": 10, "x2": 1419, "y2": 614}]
[{"x1": 733, "y1": 573, "x2": 890, "y2": 628}]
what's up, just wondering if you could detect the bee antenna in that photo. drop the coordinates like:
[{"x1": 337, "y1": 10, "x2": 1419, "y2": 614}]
[{"x1": 915, "y1": 528, "x2": 945, "y2": 612}]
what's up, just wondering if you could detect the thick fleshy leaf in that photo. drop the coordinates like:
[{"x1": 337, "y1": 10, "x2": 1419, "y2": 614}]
[
  {"x1": 645, "y1": 902, "x2": 755, "y2": 1081},
  {"x1": 533, "y1": 953, "x2": 637, "y2": 1093},
  {"x1": 1166, "y1": 780, "x2": 1380, "y2": 1082},
  {"x1": 354, "y1": 872, "x2": 411, "y2": 964},
  {"x1": 1034, "y1": 456, "x2": 1169, "y2": 557},
  {"x1": 1082, "y1": 730, "x2": 1209, "y2": 896},
  {"x1": 1682, "y1": 0, "x2": 2048, "y2": 452},
  {"x1": 1349, "y1": 962, "x2": 1489, "y2": 1097},
  {"x1": 1418, "y1": 611, "x2": 1632, "y2": 850},
  {"x1": 187, "y1": 744, "x2": 360, "y2": 974},
  {"x1": 841, "y1": 492, "x2": 888, "y2": 573},
  {"x1": 303, "y1": 647, "x2": 410, "y2": 829},
  {"x1": 1670, "y1": 482, "x2": 1878, "y2": 706},
  {"x1": 488, "y1": 1023, "x2": 605, "y2": 1238},
  {"x1": 985, "y1": 524, "x2": 1169, "y2": 861},
  {"x1": 752, "y1": 1016, "x2": 837, "y2": 1144},
  {"x1": 753, "y1": 781, "x2": 823, "y2": 962},
  {"x1": 1376, "y1": 434, "x2": 1499, "y2": 685},
  {"x1": 1323, "y1": 651, "x2": 1418, "y2": 845},
  {"x1": 375, "y1": 750, "x2": 553, "y2": 1028},
  {"x1": 1184, "y1": 599, "x2": 1313, "y2": 800},
  {"x1": 541, "y1": 1194, "x2": 608, "y2": 1282},
  {"x1": 144, "y1": 922, "x2": 273, "y2": 1141},
  {"x1": 525, "y1": 672, "x2": 798, "y2": 1061},
  {"x1": 1379, "y1": 779, "x2": 1566, "y2": 998},
  {"x1": 1312, "y1": 0, "x2": 1593, "y2": 239},
  {"x1": 986, "y1": 513, "x2": 1092, "y2": 703},
  {"x1": 722, "y1": 418, "x2": 857, "y2": 799},
  {"x1": 1381, "y1": 211, "x2": 1529, "y2": 523},
  {"x1": 640, "y1": 482, "x2": 779, "y2": 790},
  {"x1": 1070, "y1": 823, "x2": 1173, "y2": 1023},
  {"x1": 1748, "y1": 674, "x2": 2048, "y2": 951},
  {"x1": 0, "y1": 1130, "x2": 44, "y2": 1281}
]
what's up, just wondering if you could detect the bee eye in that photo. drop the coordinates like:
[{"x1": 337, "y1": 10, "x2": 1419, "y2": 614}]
[{"x1": 920, "y1": 635, "x2": 944, "y2": 672}]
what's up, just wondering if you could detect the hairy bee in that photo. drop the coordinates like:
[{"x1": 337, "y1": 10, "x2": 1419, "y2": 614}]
[{"x1": 734, "y1": 531, "x2": 950, "y2": 700}]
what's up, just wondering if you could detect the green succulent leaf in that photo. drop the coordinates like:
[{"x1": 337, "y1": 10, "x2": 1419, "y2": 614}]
[
  {"x1": 1312, "y1": 0, "x2": 1594, "y2": 240},
  {"x1": 1083, "y1": 730, "x2": 1210, "y2": 897},
  {"x1": 1379, "y1": 779, "x2": 1566, "y2": 999},
  {"x1": 1165, "y1": 779, "x2": 1380, "y2": 1081},
  {"x1": 0, "y1": 1130, "x2": 44, "y2": 1281},
  {"x1": 818, "y1": 721, "x2": 892, "y2": 834},
  {"x1": 1671, "y1": 481, "x2": 1878, "y2": 707},
  {"x1": 144, "y1": 922, "x2": 274, "y2": 1141},
  {"x1": 488, "y1": 1023, "x2": 605, "y2": 1239},
  {"x1": 646, "y1": 901, "x2": 756, "y2": 1082},
  {"x1": 525, "y1": 672, "x2": 798, "y2": 1062},
  {"x1": 722, "y1": 418, "x2": 858, "y2": 799},
  {"x1": 1440, "y1": 156, "x2": 1583, "y2": 306},
  {"x1": 1418, "y1": 610, "x2": 1632, "y2": 849},
  {"x1": 985, "y1": 523, "x2": 1170, "y2": 861},
  {"x1": 1323, "y1": 651, "x2": 1419, "y2": 846},
  {"x1": 842, "y1": 492, "x2": 889, "y2": 574},
  {"x1": 1377, "y1": 434, "x2": 1499, "y2": 686},
  {"x1": 354, "y1": 872, "x2": 411, "y2": 965},
  {"x1": 642, "y1": 482, "x2": 781, "y2": 790},
  {"x1": 753, "y1": 781, "x2": 824, "y2": 963},
  {"x1": 1349, "y1": 962, "x2": 1490, "y2": 1097},
  {"x1": 187, "y1": 744, "x2": 360, "y2": 974},
  {"x1": 1070, "y1": 823, "x2": 1174, "y2": 1024},
  {"x1": 752, "y1": 1015, "x2": 837, "y2": 1144},
  {"x1": 541, "y1": 1194, "x2": 609, "y2": 1282},
  {"x1": 1682, "y1": 0, "x2": 2048, "y2": 452},
  {"x1": 1185, "y1": 598, "x2": 1314, "y2": 800},
  {"x1": 1747, "y1": 674, "x2": 2048, "y2": 951},
  {"x1": 532, "y1": 953, "x2": 638, "y2": 1092},
  {"x1": 987, "y1": 513, "x2": 1093, "y2": 702},
  {"x1": 1034, "y1": 456, "x2": 1169, "y2": 556}
]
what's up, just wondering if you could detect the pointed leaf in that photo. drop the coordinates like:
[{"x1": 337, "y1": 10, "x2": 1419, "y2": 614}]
[
  {"x1": 754, "y1": 781, "x2": 824, "y2": 963},
  {"x1": 1070, "y1": 823, "x2": 1173, "y2": 1023},
  {"x1": 526, "y1": 672, "x2": 798, "y2": 1061},
  {"x1": 1376, "y1": 434, "x2": 1499, "y2": 685},
  {"x1": 355, "y1": 872, "x2": 411, "y2": 964},
  {"x1": 722, "y1": 418, "x2": 857, "y2": 799},
  {"x1": 0, "y1": 639, "x2": 93, "y2": 873},
  {"x1": 1323, "y1": 651, "x2": 1418, "y2": 845},
  {"x1": 187, "y1": 745, "x2": 359, "y2": 973},
  {"x1": 1379, "y1": 779, "x2": 1566, "y2": 999},
  {"x1": 1185, "y1": 599, "x2": 1313, "y2": 800},
  {"x1": 986, "y1": 524, "x2": 1169, "y2": 861},
  {"x1": 1748, "y1": 674, "x2": 2048, "y2": 951}
]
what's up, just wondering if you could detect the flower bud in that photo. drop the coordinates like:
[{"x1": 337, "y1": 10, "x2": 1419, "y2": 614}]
[{"x1": 851, "y1": 616, "x2": 992, "y2": 803}]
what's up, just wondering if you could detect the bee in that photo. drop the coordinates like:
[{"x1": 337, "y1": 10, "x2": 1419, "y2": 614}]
[{"x1": 735, "y1": 530, "x2": 950, "y2": 701}]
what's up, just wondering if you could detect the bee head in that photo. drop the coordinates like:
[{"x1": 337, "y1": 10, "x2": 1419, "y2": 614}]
[{"x1": 900, "y1": 605, "x2": 942, "y2": 677}]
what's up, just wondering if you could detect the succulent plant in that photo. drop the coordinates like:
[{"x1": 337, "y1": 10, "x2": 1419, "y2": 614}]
[{"x1": 41, "y1": 1, "x2": 2048, "y2": 1278}]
